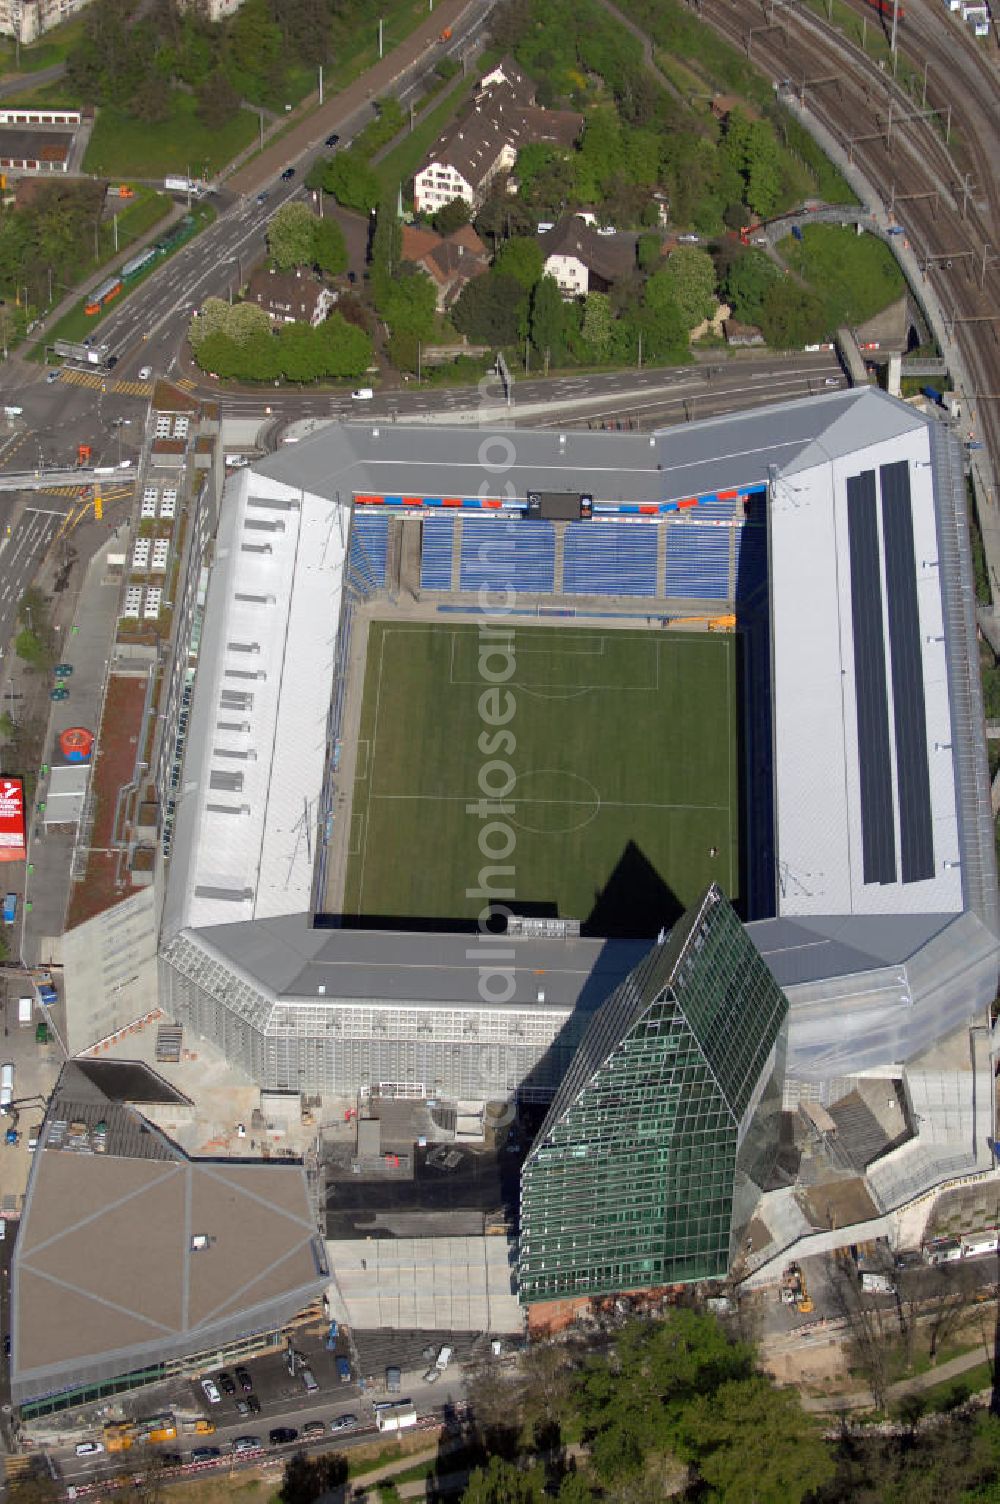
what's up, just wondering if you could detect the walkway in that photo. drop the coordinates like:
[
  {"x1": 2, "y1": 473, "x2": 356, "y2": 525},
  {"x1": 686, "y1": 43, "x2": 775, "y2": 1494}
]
[
  {"x1": 801, "y1": 1342, "x2": 994, "y2": 1413},
  {"x1": 590, "y1": 0, "x2": 684, "y2": 104}
]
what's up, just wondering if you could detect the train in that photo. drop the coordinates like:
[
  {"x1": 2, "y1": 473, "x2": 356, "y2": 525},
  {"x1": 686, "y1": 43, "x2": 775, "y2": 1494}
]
[
  {"x1": 84, "y1": 214, "x2": 196, "y2": 317},
  {"x1": 860, "y1": 0, "x2": 905, "y2": 19}
]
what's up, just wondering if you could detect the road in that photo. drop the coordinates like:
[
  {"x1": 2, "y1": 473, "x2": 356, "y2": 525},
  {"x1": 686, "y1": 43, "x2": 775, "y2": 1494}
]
[{"x1": 0, "y1": 504, "x2": 61, "y2": 654}]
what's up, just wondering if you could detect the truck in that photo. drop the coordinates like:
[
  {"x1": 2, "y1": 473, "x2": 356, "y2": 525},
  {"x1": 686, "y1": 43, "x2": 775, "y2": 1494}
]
[
  {"x1": 376, "y1": 1405, "x2": 417, "y2": 1434},
  {"x1": 35, "y1": 973, "x2": 57, "y2": 1007},
  {"x1": 860, "y1": 1271, "x2": 896, "y2": 1295},
  {"x1": 54, "y1": 338, "x2": 109, "y2": 367},
  {"x1": 780, "y1": 1263, "x2": 814, "y2": 1314},
  {"x1": 18, "y1": 997, "x2": 32, "y2": 1027},
  {"x1": 921, "y1": 386, "x2": 944, "y2": 406},
  {"x1": 164, "y1": 176, "x2": 204, "y2": 197},
  {"x1": 181, "y1": 1418, "x2": 216, "y2": 1435},
  {"x1": 2, "y1": 893, "x2": 16, "y2": 925}
]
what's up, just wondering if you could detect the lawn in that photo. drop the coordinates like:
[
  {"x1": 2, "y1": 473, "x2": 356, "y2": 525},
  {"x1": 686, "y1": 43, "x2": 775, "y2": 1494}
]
[
  {"x1": 343, "y1": 622, "x2": 739, "y2": 930},
  {"x1": 83, "y1": 93, "x2": 258, "y2": 178},
  {"x1": 780, "y1": 223, "x2": 906, "y2": 327},
  {"x1": 0, "y1": 14, "x2": 84, "y2": 75}
]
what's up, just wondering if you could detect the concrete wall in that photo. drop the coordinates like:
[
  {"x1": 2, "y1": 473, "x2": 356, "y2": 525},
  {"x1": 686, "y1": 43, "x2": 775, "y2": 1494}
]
[{"x1": 63, "y1": 886, "x2": 160, "y2": 1054}]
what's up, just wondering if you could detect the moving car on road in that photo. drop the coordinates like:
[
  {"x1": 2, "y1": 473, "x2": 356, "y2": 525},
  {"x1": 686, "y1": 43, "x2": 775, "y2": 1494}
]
[
  {"x1": 280, "y1": 167, "x2": 295, "y2": 181},
  {"x1": 50, "y1": 687, "x2": 69, "y2": 702},
  {"x1": 75, "y1": 1442, "x2": 104, "y2": 1456},
  {"x1": 330, "y1": 1414, "x2": 357, "y2": 1433},
  {"x1": 53, "y1": 663, "x2": 73, "y2": 677},
  {"x1": 192, "y1": 1447, "x2": 221, "y2": 1462}
]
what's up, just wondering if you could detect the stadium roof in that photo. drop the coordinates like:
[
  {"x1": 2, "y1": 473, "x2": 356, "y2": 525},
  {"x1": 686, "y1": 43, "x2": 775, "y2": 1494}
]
[
  {"x1": 11, "y1": 1071, "x2": 328, "y2": 1405},
  {"x1": 162, "y1": 467, "x2": 347, "y2": 937}
]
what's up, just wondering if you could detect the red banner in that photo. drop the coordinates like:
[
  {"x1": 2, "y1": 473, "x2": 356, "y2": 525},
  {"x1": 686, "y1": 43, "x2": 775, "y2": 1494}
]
[{"x1": 0, "y1": 776, "x2": 26, "y2": 864}]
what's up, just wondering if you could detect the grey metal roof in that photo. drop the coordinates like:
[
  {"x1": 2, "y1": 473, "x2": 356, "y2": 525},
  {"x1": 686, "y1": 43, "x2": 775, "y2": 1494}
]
[
  {"x1": 197, "y1": 918, "x2": 648, "y2": 1011},
  {"x1": 745, "y1": 913, "x2": 953, "y2": 988},
  {"x1": 252, "y1": 389, "x2": 907, "y2": 510}
]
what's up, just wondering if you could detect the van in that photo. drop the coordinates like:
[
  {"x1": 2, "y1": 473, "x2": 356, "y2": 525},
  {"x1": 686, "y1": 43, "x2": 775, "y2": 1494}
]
[
  {"x1": 351, "y1": 388, "x2": 374, "y2": 401},
  {"x1": 385, "y1": 1366, "x2": 401, "y2": 1393},
  {"x1": 0, "y1": 1062, "x2": 13, "y2": 1109},
  {"x1": 300, "y1": 1366, "x2": 319, "y2": 1394},
  {"x1": 435, "y1": 1345, "x2": 452, "y2": 1371},
  {"x1": 18, "y1": 997, "x2": 32, "y2": 1027}
]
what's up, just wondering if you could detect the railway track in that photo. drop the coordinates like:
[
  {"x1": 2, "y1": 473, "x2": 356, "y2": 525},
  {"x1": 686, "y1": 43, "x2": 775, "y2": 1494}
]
[{"x1": 693, "y1": 0, "x2": 1000, "y2": 485}]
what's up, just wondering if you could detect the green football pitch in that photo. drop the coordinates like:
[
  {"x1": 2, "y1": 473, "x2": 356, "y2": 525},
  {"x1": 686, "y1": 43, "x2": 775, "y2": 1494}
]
[{"x1": 342, "y1": 622, "x2": 740, "y2": 931}]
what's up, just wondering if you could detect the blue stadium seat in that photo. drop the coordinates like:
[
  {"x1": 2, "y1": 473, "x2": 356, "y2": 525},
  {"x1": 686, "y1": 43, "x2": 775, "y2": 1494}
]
[
  {"x1": 349, "y1": 511, "x2": 389, "y2": 592},
  {"x1": 563, "y1": 522, "x2": 658, "y2": 597},
  {"x1": 459, "y1": 518, "x2": 554, "y2": 593},
  {"x1": 420, "y1": 516, "x2": 455, "y2": 591},
  {"x1": 693, "y1": 496, "x2": 737, "y2": 521},
  {"x1": 664, "y1": 524, "x2": 730, "y2": 599},
  {"x1": 734, "y1": 526, "x2": 768, "y2": 606}
]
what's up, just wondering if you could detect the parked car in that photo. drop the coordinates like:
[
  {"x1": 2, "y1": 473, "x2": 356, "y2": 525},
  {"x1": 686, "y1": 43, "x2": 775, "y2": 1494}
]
[
  {"x1": 330, "y1": 1415, "x2": 358, "y2": 1433},
  {"x1": 235, "y1": 1398, "x2": 250, "y2": 1417},
  {"x1": 46, "y1": 369, "x2": 60, "y2": 384},
  {"x1": 236, "y1": 1366, "x2": 253, "y2": 1392},
  {"x1": 192, "y1": 1447, "x2": 221, "y2": 1462},
  {"x1": 301, "y1": 1421, "x2": 326, "y2": 1438},
  {"x1": 232, "y1": 1436, "x2": 262, "y2": 1452},
  {"x1": 256, "y1": 190, "x2": 269, "y2": 205},
  {"x1": 50, "y1": 687, "x2": 69, "y2": 701},
  {"x1": 53, "y1": 663, "x2": 73, "y2": 677},
  {"x1": 324, "y1": 133, "x2": 340, "y2": 148},
  {"x1": 280, "y1": 167, "x2": 295, "y2": 181},
  {"x1": 269, "y1": 1427, "x2": 299, "y2": 1445},
  {"x1": 336, "y1": 1356, "x2": 351, "y2": 1382},
  {"x1": 75, "y1": 1442, "x2": 104, "y2": 1456},
  {"x1": 1, "y1": 1063, "x2": 14, "y2": 1109},
  {"x1": 246, "y1": 1394, "x2": 262, "y2": 1415},
  {"x1": 106, "y1": 355, "x2": 118, "y2": 369},
  {"x1": 200, "y1": 1377, "x2": 221, "y2": 1404},
  {"x1": 218, "y1": 1372, "x2": 237, "y2": 1395},
  {"x1": 351, "y1": 387, "x2": 373, "y2": 401}
]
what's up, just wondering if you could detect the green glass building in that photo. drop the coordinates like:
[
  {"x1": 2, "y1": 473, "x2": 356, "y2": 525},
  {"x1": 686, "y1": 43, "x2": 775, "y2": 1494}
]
[{"x1": 518, "y1": 885, "x2": 788, "y2": 1304}]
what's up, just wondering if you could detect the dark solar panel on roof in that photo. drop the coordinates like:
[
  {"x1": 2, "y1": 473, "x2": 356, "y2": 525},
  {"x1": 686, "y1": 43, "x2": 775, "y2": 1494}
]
[
  {"x1": 846, "y1": 471, "x2": 897, "y2": 885},
  {"x1": 881, "y1": 460, "x2": 935, "y2": 884}
]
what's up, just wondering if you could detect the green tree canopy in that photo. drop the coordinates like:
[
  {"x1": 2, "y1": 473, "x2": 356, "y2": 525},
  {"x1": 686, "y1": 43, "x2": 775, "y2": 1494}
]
[
  {"x1": 452, "y1": 271, "x2": 528, "y2": 345},
  {"x1": 461, "y1": 1457, "x2": 545, "y2": 1504},
  {"x1": 313, "y1": 216, "x2": 348, "y2": 276},
  {"x1": 268, "y1": 202, "x2": 319, "y2": 270},
  {"x1": 758, "y1": 279, "x2": 828, "y2": 347},
  {"x1": 494, "y1": 235, "x2": 545, "y2": 292},
  {"x1": 434, "y1": 197, "x2": 472, "y2": 236},
  {"x1": 324, "y1": 153, "x2": 382, "y2": 212},
  {"x1": 581, "y1": 290, "x2": 613, "y2": 356},
  {"x1": 529, "y1": 274, "x2": 567, "y2": 360},
  {"x1": 722, "y1": 111, "x2": 782, "y2": 220},
  {"x1": 673, "y1": 1376, "x2": 834, "y2": 1504},
  {"x1": 722, "y1": 248, "x2": 779, "y2": 324},
  {"x1": 663, "y1": 245, "x2": 717, "y2": 329}
]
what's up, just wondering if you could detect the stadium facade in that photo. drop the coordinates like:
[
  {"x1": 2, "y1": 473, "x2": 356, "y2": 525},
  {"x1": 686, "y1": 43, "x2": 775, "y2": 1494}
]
[
  {"x1": 158, "y1": 391, "x2": 999, "y2": 1138},
  {"x1": 519, "y1": 885, "x2": 789, "y2": 1302}
]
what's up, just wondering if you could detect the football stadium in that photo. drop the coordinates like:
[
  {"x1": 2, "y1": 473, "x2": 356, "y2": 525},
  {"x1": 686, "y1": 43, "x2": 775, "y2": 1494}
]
[{"x1": 159, "y1": 387, "x2": 999, "y2": 1218}]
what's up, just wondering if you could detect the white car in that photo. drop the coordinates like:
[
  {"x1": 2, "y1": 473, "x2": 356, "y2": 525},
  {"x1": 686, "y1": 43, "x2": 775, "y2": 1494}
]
[
  {"x1": 351, "y1": 387, "x2": 374, "y2": 401},
  {"x1": 201, "y1": 1378, "x2": 222, "y2": 1404},
  {"x1": 138, "y1": 365, "x2": 153, "y2": 380},
  {"x1": 75, "y1": 1442, "x2": 104, "y2": 1456}
]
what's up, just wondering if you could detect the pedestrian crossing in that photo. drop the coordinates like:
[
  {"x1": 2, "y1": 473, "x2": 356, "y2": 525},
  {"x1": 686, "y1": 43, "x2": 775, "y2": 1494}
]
[
  {"x1": 176, "y1": 377, "x2": 197, "y2": 392},
  {"x1": 39, "y1": 485, "x2": 90, "y2": 497},
  {"x1": 52, "y1": 369, "x2": 153, "y2": 397},
  {"x1": 58, "y1": 368, "x2": 104, "y2": 390}
]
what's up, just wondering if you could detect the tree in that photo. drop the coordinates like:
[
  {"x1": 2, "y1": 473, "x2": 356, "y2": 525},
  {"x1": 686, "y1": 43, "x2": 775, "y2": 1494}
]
[
  {"x1": 494, "y1": 236, "x2": 544, "y2": 293},
  {"x1": 15, "y1": 628, "x2": 48, "y2": 670},
  {"x1": 268, "y1": 202, "x2": 319, "y2": 270},
  {"x1": 453, "y1": 272, "x2": 527, "y2": 345},
  {"x1": 673, "y1": 1376, "x2": 834, "y2": 1504},
  {"x1": 225, "y1": 300, "x2": 272, "y2": 345},
  {"x1": 434, "y1": 197, "x2": 471, "y2": 236},
  {"x1": 313, "y1": 216, "x2": 348, "y2": 276},
  {"x1": 581, "y1": 291, "x2": 612, "y2": 357},
  {"x1": 639, "y1": 272, "x2": 688, "y2": 360},
  {"x1": 722, "y1": 248, "x2": 778, "y2": 325},
  {"x1": 324, "y1": 152, "x2": 381, "y2": 212},
  {"x1": 377, "y1": 269, "x2": 437, "y2": 341},
  {"x1": 313, "y1": 312, "x2": 372, "y2": 377},
  {"x1": 279, "y1": 1449, "x2": 348, "y2": 1504},
  {"x1": 722, "y1": 111, "x2": 782, "y2": 220},
  {"x1": 461, "y1": 1457, "x2": 545, "y2": 1504},
  {"x1": 189, "y1": 296, "x2": 233, "y2": 350},
  {"x1": 530, "y1": 275, "x2": 566, "y2": 362},
  {"x1": 196, "y1": 68, "x2": 240, "y2": 129},
  {"x1": 663, "y1": 245, "x2": 716, "y2": 330}
]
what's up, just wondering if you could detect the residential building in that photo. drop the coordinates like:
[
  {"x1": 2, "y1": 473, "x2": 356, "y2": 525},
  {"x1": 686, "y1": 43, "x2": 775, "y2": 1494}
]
[
  {"x1": 539, "y1": 219, "x2": 638, "y2": 297},
  {"x1": 0, "y1": 0, "x2": 90, "y2": 44},
  {"x1": 401, "y1": 222, "x2": 489, "y2": 311},
  {"x1": 413, "y1": 57, "x2": 582, "y2": 214},
  {"x1": 517, "y1": 885, "x2": 789, "y2": 1307},
  {"x1": 246, "y1": 266, "x2": 335, "y2": 327}
]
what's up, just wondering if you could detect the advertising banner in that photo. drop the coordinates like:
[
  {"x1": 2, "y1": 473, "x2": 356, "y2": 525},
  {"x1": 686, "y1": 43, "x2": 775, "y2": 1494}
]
[{"x1": 0, "y1": 776, "x2": 26, "y2": 863}]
